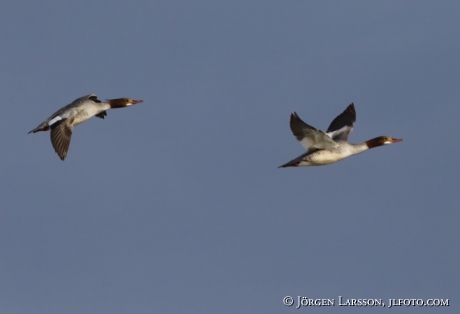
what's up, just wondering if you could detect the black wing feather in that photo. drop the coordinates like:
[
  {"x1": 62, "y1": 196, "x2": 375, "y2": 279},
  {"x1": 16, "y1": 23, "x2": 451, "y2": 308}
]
[
  {"x1": 88, "y1": 95, "x2": 102, "y2": 103},
  {"x1": 326, "y1": 103, "x2": 356, "y2": 133},
  {"x1": 95, "y1": 111, "x2": 107, "y2": 119},
  {"x1": 290, "y1": 112, "x2": 321, "y2": 142}
]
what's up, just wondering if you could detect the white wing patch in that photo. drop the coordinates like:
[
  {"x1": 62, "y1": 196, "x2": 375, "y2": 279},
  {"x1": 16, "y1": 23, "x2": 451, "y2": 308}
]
[
  {"x1": 326, "y1": 126, "x2": 353, "y2": 141},
  {"x1": 299, "y1": 132, "x2": 338, "y2": 150},
  {"x1": 326, "y1": 130, "x2": 338, "y2": 138},
  {"x1": 299, "y1": 137, "x2": 314, "y2": 150},
  {"x1": 48, "y1": 115, "x2": 62, "y2": 126}
]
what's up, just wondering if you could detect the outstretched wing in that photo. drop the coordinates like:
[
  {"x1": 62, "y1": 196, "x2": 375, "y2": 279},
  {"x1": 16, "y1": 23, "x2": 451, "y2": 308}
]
[
  {"x1": 326, "y1": 103, "x2": 356, "y2": 142},
  {"x1": 290, "y1": 112, "x2": 338, "y2": 151},
  {"x1": 50, "y1": 118, "x2": 74, "y2": 161}
]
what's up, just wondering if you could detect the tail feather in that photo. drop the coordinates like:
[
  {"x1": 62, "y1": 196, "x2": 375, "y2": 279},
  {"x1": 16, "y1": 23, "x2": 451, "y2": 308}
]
[
  {"x1": 278, "y1": 153, "x2": 308, "y2": 168},
  {"x1": 28, "y1": 122, "x2": 49, "y2": 134},
  {"x1": 278, "y1": 162, "x2": 300, "y2": 168}
]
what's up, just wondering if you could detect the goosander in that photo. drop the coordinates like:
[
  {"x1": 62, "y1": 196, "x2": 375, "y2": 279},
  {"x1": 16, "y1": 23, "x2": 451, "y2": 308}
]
[
  {"x1": 279, "y1": 103, "x2": 403, "y2": 167},
  {"x1": 28, "y1": 94, "x2": 144, "y2": 160}
]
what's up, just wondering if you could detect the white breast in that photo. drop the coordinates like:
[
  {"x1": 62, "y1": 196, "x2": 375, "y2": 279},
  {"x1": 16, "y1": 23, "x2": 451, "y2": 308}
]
[
  {"x1": 308, "y1": 143, "x2": 368, "y2": 165},
  {"x1": 309, "y1": 151, "x2": 349, "y2": 165},
  {"x1": 73, "y1": 102, "x2": 110, "y2": 126}
]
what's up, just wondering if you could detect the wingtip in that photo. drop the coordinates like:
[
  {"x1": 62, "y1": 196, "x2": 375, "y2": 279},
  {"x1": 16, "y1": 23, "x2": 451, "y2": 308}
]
[
  {"x1": 56, "y1": 149, "x2": 67, "y2": 161},
  {"x1": 347, "y1": 103, "x2": 356, "y2": 114},
  {"x1": 290, "y1": 112, "x2": 301, "y2": 122},
  {"x1": 56, "y1": 151, "x2": 67, "y2": 161}
]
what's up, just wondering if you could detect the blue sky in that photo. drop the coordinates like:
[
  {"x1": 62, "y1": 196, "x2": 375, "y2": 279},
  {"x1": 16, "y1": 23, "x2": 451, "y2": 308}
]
[{"x1": 1, "y1": 1, "x2": 459, "y2": 313}]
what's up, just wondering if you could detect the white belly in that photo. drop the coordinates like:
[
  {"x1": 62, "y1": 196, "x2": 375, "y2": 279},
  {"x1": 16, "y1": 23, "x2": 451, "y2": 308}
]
[
  {"x1": 73, "y1": 105, "x2": 106, "y2": 125},
  {"x1": 307, "y1": 147, "x2": 357, "y2": 166},
  {"x1": 309, "y1": 153, "x2": 347, "y2": 165}
]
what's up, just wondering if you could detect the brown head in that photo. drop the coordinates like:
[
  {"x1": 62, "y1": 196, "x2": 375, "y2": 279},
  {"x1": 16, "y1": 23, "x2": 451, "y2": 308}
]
[
  {"x1": 365, "y1": 136, "x2": 403, "y2": 149},
  {"x1": 108, "y1": 98, "x2": 144, "y2": 109}
]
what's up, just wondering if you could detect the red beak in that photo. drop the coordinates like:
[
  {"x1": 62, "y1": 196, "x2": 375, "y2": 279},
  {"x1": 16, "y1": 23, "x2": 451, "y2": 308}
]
[
  {"x1": 131, "y1": 100, "x2": 143, "y2": 105},
  {"x1": 391, "y1": 138, "x2": 403, "y2": 143}
]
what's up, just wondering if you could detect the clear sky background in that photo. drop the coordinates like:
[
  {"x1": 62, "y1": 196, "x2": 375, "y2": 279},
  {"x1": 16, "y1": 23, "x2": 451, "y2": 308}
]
[{"x1": 1, "y1": 1, "x2": 459, "y2": 313}]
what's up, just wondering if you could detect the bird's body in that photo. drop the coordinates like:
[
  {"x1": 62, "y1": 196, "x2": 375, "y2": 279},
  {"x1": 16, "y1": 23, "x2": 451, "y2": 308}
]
[
  {"x1": 279, "y1": 103, "x2": 402, "y2": 168},
  {"x1": 285, "y1": 142, "x2": 368, "y2": 167},
  {"x1": 28, "y1": 94, "x2": 144, "y2": 160}
]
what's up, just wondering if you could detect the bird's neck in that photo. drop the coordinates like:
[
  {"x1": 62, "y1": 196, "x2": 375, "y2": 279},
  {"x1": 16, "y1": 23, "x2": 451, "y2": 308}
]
[
  {"x1": 364, "y1": 136, "x2": 386, "y2": 149},
  {"x1": 108, "y1": 99, "x2": 128, "y2": 109},
  {"x1": 347, "y1": 142, "x2": 369, "y2": 155}
]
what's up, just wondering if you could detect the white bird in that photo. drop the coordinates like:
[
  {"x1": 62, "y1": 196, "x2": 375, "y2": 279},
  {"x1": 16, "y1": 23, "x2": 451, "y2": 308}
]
[
  {"x1": 28, "y1": 94, "x2": 144, "y2": 160},
  {"x1": 279, "y1": 103, "x2": 403, "y2": 167}
]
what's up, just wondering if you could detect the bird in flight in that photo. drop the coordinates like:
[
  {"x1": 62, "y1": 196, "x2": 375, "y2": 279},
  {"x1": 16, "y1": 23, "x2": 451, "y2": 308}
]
[
  {"x1": 28, "y1": 94, "x2": 144, "y2": 160},
  {"x1": 279, "y1": 103, "x2": 403, "y2": 168}
]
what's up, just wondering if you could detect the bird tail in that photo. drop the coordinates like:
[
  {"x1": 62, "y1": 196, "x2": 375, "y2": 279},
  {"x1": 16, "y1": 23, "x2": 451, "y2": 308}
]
[
  {"x1": 278, "y1": 161, "x2": 300, "y2": 168},
  {"x1": 28, "y1": 122, "x2": 49, "y2": 134}
]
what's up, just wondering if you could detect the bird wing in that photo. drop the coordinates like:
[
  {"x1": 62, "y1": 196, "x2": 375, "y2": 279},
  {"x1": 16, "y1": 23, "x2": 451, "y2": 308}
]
[
  {"x1": 290, "y1": 112, "x2": 338, "y2": 151},
  {"x1": 50, "y1": 118, "x2": 74, "y2": 161},
  {"x1": 95, "y1": 111, "x2": 107, "y2": 119},
  {"x1": 326, "y1": 103, "x2": 356, "y2": 142}
]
